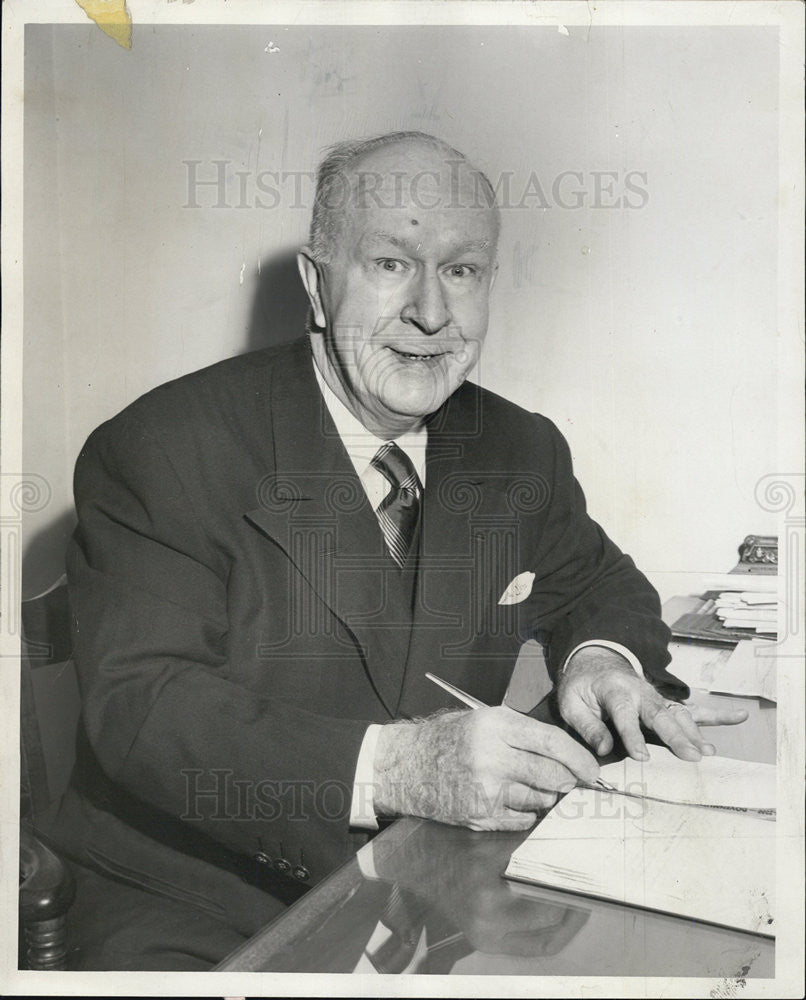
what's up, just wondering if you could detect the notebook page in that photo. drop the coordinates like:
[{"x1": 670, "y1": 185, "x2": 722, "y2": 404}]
[
  {"x1": 505, "y1": 788, "x2": 776, "y2": 936},
  {"x1": 597, "y1": 745, "x2": 775, "y2": 811}
]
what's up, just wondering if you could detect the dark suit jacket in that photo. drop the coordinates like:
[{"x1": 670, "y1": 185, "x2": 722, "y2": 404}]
[{"x1": 61, "y1": 336, "x2": 683, "y2": 905}]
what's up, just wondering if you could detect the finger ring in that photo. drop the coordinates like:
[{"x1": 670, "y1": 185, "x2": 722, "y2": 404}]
[{"x1": 666, "y1": 702, "x2": 687, "y2": 712}]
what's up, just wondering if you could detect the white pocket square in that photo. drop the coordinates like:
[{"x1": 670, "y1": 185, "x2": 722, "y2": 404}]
[{"x1": 498, "y1": 571, "x2": 535, "y2": 606}]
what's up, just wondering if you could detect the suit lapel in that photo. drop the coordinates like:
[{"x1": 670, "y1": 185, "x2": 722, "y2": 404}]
[{"x1": 243, "y1": 342, "x2": 413, "y2": 717}]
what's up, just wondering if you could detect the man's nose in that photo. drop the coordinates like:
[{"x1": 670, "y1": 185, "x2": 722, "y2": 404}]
[{"x1": 400, "y1": 270, "x2": 451, "y2": 335}]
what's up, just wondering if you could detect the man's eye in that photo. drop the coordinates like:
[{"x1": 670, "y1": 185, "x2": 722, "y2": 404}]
[
  {"x1": 446, "y1": 264, "x2": 476, "y2": 278},
  {"x1": 377, "y1": 259, "x2": 407, "y2": 273}
]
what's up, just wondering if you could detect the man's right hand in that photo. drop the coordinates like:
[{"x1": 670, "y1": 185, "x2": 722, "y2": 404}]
[{"x1": 372, "y1": 706, "x2": 601, "y2": 831}]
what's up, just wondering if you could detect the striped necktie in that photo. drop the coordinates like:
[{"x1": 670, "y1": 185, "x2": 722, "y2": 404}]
[{"x1": 371, "y1": 442, "x2": 422, "y2": 569}]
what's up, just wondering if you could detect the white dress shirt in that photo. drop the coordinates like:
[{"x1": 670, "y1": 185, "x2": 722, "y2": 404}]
[
  {"x1": 311, "y1": 362, "x2": 424, "y2": 828},
  {"x1": 310, "y1": 358, "x2": 643, "y2": 831}
]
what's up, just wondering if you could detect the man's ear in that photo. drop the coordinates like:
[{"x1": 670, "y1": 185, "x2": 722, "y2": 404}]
[
  {"x1": 297, "y1": 248, "x2": 327, "y2": 329},
  {"x1": 489, "y1": 259, "x2": 500, "y2": 294}
]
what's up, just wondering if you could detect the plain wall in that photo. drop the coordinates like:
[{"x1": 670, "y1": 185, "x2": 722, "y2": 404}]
[{"x1": 22, "y1": 23, "x2": 779, "y2": 597}]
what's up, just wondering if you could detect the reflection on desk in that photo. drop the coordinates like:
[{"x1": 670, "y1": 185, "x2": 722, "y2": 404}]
[
  {"x1": 218, "y1": 812, "x2": 774, "y2": 977},
  {"x1": 217, "y1": 600, "x2": 777, "y2": 978}
]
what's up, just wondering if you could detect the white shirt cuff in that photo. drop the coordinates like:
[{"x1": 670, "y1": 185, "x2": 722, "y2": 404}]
[
  {"x1": 349, "y1": 723, "x2": 382, "y2": 830},
  {"x1": 561, "y1": 640, "x2": 645, "y2": 678}
]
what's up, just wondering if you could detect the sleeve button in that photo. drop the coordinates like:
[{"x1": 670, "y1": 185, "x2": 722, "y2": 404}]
[{"x1": 292, "y1": 865, "x2": 310, "y2": 881}]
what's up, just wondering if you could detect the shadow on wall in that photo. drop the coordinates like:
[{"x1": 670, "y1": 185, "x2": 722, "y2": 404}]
[
  {"x1": 22, "y1": 509, "x2": 76, "y2": 602},
  {"x1": 246, "y1": 247, "x2": 311, "y2": 353},
  {"x1": 23, "y1": 248, "x2": 311, "y2": 598}
]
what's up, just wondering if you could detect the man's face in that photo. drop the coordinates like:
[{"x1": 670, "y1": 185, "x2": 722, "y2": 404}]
[{"x1": 301, "y1": 141, "x2": 499, "y2": 438}]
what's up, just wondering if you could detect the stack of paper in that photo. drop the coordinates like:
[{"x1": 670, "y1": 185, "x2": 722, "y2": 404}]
[
  {"x1": 703, "y1": 575, "x2": 779, "y2": 636},
  {"x1": 713, "y1": 592, "x2": 778, "y2": 635},
  {"x1": 505, "y1": 746, "x2": 776, "y2": 937}
]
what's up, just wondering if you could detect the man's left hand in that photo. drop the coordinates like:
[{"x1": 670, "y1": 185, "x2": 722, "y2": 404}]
[{"x1": 557, "y1": 647, "x2": 748, "y2": 761}]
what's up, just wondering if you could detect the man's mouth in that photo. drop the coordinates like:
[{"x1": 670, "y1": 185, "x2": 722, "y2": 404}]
[{"x1": 388, "y1": 347, "x2": 448, "y2": 362}]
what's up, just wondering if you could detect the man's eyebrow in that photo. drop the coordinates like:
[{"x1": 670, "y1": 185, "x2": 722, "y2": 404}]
[
  {"x1": 362, "y1": 231, "x2": 493, "y2": 254},
  {"x1": 363, "y1": 231, "x2": 412, "y2": 251}
]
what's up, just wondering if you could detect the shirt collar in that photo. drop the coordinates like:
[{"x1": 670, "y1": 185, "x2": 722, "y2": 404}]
[{"x1": 311, "y1": 357, "x2": 427, "y2": 486}]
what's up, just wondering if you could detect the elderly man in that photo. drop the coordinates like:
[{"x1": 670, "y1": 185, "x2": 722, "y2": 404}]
[{"x1": 51, "y1": 131, "x2": 745, "y2": 969}]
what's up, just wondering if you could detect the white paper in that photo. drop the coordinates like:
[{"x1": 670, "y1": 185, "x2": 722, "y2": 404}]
[
  {"x1": 666, "y1": 641, "x2": 728, "y2": 690},
  {"x1": 708, "y1": 639, "x2": 778, "y2": 703},
  {"x1": 598, "y1": 744, "x2": 776, "y2": 811},
  {"x1": 506, "y1": 788, "x2": 776, "y2": 936}
]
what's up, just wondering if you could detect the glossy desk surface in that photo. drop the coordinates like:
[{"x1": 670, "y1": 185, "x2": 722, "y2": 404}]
[{"x1": 218, "y1": 602, "x2": 777, "y2": 977}]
